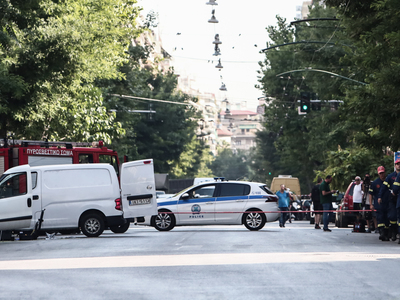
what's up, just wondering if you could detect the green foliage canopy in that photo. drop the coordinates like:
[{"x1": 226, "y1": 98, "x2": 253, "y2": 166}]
[
  {"x1": 0, "y1": 0, "x2": 141, "y2": 142},
  {"x1": 103, "y1": 42, "x2": 210, "y2": 175},
  {"x1": 256, "y1": 1, "x2": 400, "y2": 192},
  {"x1": 325, "y1": 0, "x2": 400, "y2": 151},
  {"x1": 256, "y1": 4, "x2": 351, "y2": 192}
]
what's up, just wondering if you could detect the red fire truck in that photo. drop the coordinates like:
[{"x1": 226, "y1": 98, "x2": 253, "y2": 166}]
[{"x1": 0, "y1": 139, "x2": 121, "y2": 176}]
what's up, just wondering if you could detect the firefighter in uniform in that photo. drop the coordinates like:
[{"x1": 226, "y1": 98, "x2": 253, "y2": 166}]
[
  {"x1": 370, "y1": 166, "x2": 386, "y2": 239},
  {"x1": 391, "y1": 163, "x2": 400, "y2": 243},
  {"x1": 378, "y1": 159, "x2": 400, "y2": 241}
]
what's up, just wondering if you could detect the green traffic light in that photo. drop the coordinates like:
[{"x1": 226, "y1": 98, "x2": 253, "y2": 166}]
[{"x1": 302, "y1": 105, "x2": 308, "y2": 110}]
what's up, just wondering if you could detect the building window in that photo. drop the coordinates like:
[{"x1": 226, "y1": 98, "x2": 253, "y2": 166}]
[{"x1": 79, "y1": 154, "x2": 93, "y2": 163}]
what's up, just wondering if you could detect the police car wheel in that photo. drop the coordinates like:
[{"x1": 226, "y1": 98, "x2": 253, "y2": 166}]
[
  {"x1": 243, "y1": 210, "x2": 266, "y2": 231},
  {"x1": 80, "y1": 213, "x2": 105, "y2": 237},
  {"x1": 152, "y1": 210, "x2": 175, "y2": 231}
]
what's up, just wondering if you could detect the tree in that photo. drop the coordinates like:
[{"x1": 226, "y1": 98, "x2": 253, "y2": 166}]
[
  {"x1": 315, "y1": 146, "x2": 393, "y2": 191},
  {"x1": 169, "y1": 136, "x2": 214, "y2": 179},
  {"x1": 103, "y1": 41, "x2": 207, "y2": 175},
  {"x1": 256, "y1": 1, "x2": 400, "y2": 192},
  {"x1": 0, "y1": 0, "x2": 141, "y2": 142},
  {"x1": 256, "y1": 3, "x2": 358, "y2": 192},
  {"x1": 325, "y1": 0, "x2": 400, "y2": 151},
  {"x1": 210, "y1": 147, "x2": 253, "y2": 181}
]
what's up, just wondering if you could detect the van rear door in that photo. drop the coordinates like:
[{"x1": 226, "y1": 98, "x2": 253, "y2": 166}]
[
  {"x1": 0, "y1": 165, "x2": 33, "y2": 230},
  {"x1": 120, "y1": 159, "x2": 157, "y2": 219}
]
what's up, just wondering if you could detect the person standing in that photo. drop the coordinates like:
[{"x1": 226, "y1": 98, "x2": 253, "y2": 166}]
[
  {"x1": 378, "y1": 159, "x2": 400, "y2": 241},
  {"x1": 362, "y1": 174, "x2": 373, "y2": 233},
  {"x1": 390, "y1": 163, "x2": 400, "y2": 243},
  {"x1": 353, "y1": 176, "x2": 364, "y2": 212},
  {"x1": 370, "y1": 166, "x2": 387, "y2": 237},
  {"x1": 276, "y1": 184, "x2": 291, "y2": 228},
  {"x1": 319, "y1": 175, "x2": 336, "y2": 232},
  {"x1": 311, "y1": 177, "x2": 323, "y2": 229},
  {"x1": 352, "y1": 176, "x2": 364, "y2": 231}
]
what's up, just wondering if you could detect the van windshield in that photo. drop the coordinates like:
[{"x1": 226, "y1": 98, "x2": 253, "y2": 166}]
[{"x1": 0, "y1": 172, "x2": 27, "y2": 198}]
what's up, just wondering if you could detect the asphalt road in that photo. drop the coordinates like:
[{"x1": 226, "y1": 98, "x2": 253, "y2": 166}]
[{"x1": 0, "y1": 221, "x2": 399, "y2": 300}]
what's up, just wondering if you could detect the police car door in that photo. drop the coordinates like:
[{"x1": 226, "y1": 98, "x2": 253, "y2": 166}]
[
  {"x1": 120, "y1": 159, "x2": 157, "y2": 219},
  {"x1": 177, "y1": 183, "x2": 216, "y2": 224},
  {"x1": 215, "y1": 183, "x2": 250, "y2": 223},
  {"x1": 0, "y1": 165, "x2": 33, "y2": 230}
]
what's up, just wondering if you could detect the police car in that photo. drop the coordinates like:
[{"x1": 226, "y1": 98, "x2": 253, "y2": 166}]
[{"x1": 149, "y1": 178, "x2": 279, "y2": 231}]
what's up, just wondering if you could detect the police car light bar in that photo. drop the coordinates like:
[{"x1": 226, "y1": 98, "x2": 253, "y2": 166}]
[{"x1": 214, "y1": 177, "x2": 226, "y2": 181}]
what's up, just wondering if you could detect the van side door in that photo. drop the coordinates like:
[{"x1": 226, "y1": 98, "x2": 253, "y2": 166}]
[
  {"x1": 0, "y1": 165, "x2": 33, "y2": 230},
  {"x1": 120, "y1": 159, "x2": 157, "y2": 219}
]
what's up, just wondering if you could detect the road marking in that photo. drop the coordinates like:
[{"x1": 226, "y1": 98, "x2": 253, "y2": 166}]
[{"x1": 0, "y1": 252, "x2": 399, "y2": 270}]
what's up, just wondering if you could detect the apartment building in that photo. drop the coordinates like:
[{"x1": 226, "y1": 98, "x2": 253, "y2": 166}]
[{"x1": 218, "y1": 109, "x2": 263, "y2": 151}]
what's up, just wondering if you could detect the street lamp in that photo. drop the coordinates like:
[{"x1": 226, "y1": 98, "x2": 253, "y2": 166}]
[{"x1": 208, "y1": 9, "x2": 218, "y2": 23}]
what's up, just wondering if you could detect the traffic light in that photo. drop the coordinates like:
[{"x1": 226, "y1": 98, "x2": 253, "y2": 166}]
[
  {"x1": 311, "y1": 101, "x2": 321, "y2": 111},
  {"x1": 310, "y1": 93, "x2": 321, "y2": 111},
  {"x1": 300, "y1": 92, "x2": 310, "y2": 113}
]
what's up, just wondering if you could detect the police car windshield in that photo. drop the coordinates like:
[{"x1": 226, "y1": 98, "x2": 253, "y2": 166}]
[
  {"x1": 173, "y1": 183, "x2": 215, "y2": 197},
  {"x1": 172, "y1": 185, "x2": 197, "y2": 197}
]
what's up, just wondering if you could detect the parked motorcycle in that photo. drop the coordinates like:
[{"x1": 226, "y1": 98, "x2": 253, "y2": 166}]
[{"x1": 290, "y1": 199, "x2": 304, "y2": 221}]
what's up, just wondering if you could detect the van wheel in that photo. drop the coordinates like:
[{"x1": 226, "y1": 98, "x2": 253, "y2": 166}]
[
  {"x1": 243, "y1": 210, "x2": 266, "y2": 231},
  {"x1": 152, "y1": 210, "x2": 175, "y2": 231},
  {"x1": 110, "y1": 222, "x2": 130, "y2": 234},
  {"x1": 80, "y1": 213, "x2": 105, "y2": 237}
]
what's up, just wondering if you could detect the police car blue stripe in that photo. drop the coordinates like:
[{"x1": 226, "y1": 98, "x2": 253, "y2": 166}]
[
  {"x1": 158, "y1": 196, "x2": 252, "y2": 207},
  {"x1": 248, "y1": 195, "x2": 265, "y2": 200},
  {"x1": 178, "y1": 198, "x2": 216, "y2": 204},
  {"x1": 158, "y1": 200, "x2": 178, "y2": 206}
]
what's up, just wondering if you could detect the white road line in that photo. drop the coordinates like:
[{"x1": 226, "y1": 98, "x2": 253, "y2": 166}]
[{"x1": 0, "y1": 252, "x2": 399, "y2": 270}]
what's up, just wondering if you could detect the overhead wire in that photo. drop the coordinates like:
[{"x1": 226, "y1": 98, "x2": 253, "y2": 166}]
[
  {"x1": 275, "y1": 0, "x2": 352, "y2": 107},
  {"x1": 315, "y1": 0, "x2": 351, "y2": 53},
  {"x1": 171, "y1": 55, "x2": 259, "y2": 64}
]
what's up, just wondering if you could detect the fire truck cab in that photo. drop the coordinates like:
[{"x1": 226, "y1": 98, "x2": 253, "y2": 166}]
[{"x1": 0, "y1": 139, "x2": 120, "y2": 177}]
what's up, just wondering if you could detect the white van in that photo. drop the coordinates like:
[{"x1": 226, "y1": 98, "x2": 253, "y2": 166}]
[{"x1": 0, "y1": 159, "x2": 157, "y2": 237}]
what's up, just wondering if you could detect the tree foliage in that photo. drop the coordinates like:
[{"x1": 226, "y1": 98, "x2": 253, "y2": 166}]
[
  {"x1": 257, "y1": 4, "x2": 352, "y2": 192},
  {"x1": 169, "y1": 136, "x2": 214, "y2": 179},
  {"x1": 102, "y1": 42, "x2": 211, "y2": 175},
  {"x1": 325, "y1": 0, "x2": 400, "y2": 151},
  {"x1": 1, "y1": 0, "x2": 212, "y2": 178},
  {"x1": 210, "y1": 147, "x2": 255, "y2": 181},
  {"x1": 256, "y1": 1, "x2": 400, "y2": 192},
  {"x1": 0, "y1": 0, "x2": 141, "y2": 142},
  {"x1": 316, "y1": 146, "x2": 393, "y2": 191}
]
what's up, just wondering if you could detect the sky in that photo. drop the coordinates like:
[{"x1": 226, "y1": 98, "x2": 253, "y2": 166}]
[{"x1": 138, "y1": 0, "x2": 304, "y2": 111}]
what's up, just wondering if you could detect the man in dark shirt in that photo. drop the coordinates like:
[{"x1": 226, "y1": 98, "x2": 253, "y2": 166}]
[
  {"x1": 320, "y1": 175, "x2": 336, "y2": 232},
  {"x1": 311, "y1": 177, "x2": 323, "y2": 229}
]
